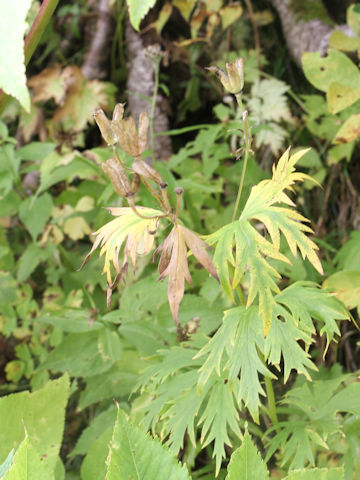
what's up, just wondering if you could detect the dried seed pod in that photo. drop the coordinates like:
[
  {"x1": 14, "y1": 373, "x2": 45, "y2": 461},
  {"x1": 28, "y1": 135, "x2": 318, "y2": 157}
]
[
  {"x1": 132, "y1": 159, "x2": 163, "y2": 184},
  {"x1": 207, "y1": 58, "x2": 244, "y2": 94},
  {"x1": 93, "y1": 108, "x2": 116, "y2": 145},
  {"x1": 138, "y1": 112, "x2": 150, "y2": 154},
  {"x1": 102, "y1": 158, "x2": 131, "y2": 197},
  {"x1": 112, "y1": 103, "x2": 125, "y2": 123}
]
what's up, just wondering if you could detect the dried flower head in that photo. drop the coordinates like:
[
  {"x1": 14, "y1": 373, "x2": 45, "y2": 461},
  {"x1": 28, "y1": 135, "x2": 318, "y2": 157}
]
[
  {"x1": 207, "y1": 58, "x2": 244, "y2": 94},
  {"x1": 93, "y1": 104, "x2": 150, "y2": 158}
]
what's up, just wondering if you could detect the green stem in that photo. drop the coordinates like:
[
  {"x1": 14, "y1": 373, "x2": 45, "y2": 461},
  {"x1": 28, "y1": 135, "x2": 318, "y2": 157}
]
[
  {"x1": 150, "y1": 60, "x2": 160, "y2": 164},
  {"x1": 258, "y1": 351, "x2": 279, "y2": 427},
  {"x1": 232, "y1": 93, "x2": 251, "y2": 221},
  {"x1": 24, "y1": 0, "x2": 60, "y2": 66},
  {"x1": 0, "y1": 0, "x2": 59, "y2": 114}
]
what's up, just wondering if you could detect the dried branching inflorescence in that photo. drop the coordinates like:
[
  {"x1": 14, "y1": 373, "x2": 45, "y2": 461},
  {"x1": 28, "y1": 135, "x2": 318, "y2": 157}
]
[
  {"x1": 93, "y1": 103, "x2": 149, "y2": 157},
  {"x1": 82, "y1": 103, "x2": 218, "y2": 323}
]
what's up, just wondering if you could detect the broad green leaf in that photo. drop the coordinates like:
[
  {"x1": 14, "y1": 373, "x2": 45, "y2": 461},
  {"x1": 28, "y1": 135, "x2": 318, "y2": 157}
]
[
  {"x1": 16, "y1": 242, "x2": 55, "y2": 282},
  {"x1": 3, "y1": 436, "x2": 52, "y2": 480},
  {"x1": 225, "y1": 431, "x2": 268, "y2": 480},
  {"x1": 302, "y1": 50, "x2": 360, "y2": 93},
  {"x1": 17, "y1": 142, "x2": 56, "y2": 161},
  {"x1": 329, "y1": 30, "x2": 360, "y2": 52},
  {"x1": 0, "y1": 0, "x2": 31, "y2": 111},
  {"x1": 333, "y1": 113, "x2": 360, "y2": 144},
  {"x1": 0, "y1": 375, "x2": 69, "y2": 471},
  {"x1": 327, "y1": 83, "x2": 360, "y2": 114},
  {"x1": 347, "y1": 3, "x2": 360, "y2": 36},
  {"x1": 40, "y1": 329, "x2": 114, "y2": 377},
  {"x1": 322, "y1": 382, "x2": 360, "y2": 417},
  {"x1": 323, "y1": 270, "x2": 360, "y2": 310},
  {"x1": 283, "y1": 467, "x2": 344, "y2": 480},
  {"x1": 335, "y1": 231, "x2": 360, "y2": 270},
  {"x1": 105, "y1": 408, "x2": 191, "y2": 480},
  {"x1": 19, "y1": 193, "x2": 53, "y2": 241},
  {"x1": 127, "y1": 0, "x2": 157, "y2": 31},
  {"x1": 71, "y1": 405, "x2": 117, "y2": 456},
  {"x1": 37, "y1": 155, "x2": 100, "y2": 196},
  {"x1": 0, "y1": 449, "x2": 14, "y2": 478},
  {"x1": 80, "y1": 428, "x2": 113, "y2": 480},
  {"x1": 206, "y1": 148, "x2": 322, "y2": 334},
  {"x1": 0, "y1": 272, "x2": 17, "y2": 303}
]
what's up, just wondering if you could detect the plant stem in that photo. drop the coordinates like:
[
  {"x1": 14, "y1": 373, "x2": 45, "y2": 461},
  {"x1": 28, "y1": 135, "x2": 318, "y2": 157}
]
[
  {"x1": 258, "y1": 351, "x2": 279, "y2": 427},
  {"x1": 0, "y1": 0, "x2": 59, "y2": 114},
  {"x1": 232, "y1": 93, "x2": 251, "y2": 221},
  {"x1": 150, "y1": 60, "x2": 160, "y2": 164},
  {"x1": 24, "y1": 0, "x2": 60, "y2": 65}
]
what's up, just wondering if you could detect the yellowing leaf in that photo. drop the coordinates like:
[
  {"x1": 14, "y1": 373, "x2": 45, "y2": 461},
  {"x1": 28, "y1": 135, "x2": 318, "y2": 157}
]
[
  {"x1": 206, "y1": 148, "x2": 322, "y2": 335},
  {"x1": 219, "y1": 4, "x2": 243, "y2": 30},
  {"x1": 52, "y1": 66, "x2": 114, "y2": 131},
  {"x1": 81, "y1": 206, "x2": 162, "y2": 287},
  {"x1": 64, "y1": 216, "x2": 91, "y2": 241},
  {"x1": 333, "y1": 113, "x2": 360, "y2": 144},
  {"x1": 323, "y1": 270, "x2": 360, "y2": 310},
  {"x1": 155, "y1": 224, "x2": 218, "y2": 324},
  {"x1": 28, "y1": 65, "x2": 66, "y2": 104},
  {"x1": 327, "y1": 82, "x2": 360, "y2": 115}
]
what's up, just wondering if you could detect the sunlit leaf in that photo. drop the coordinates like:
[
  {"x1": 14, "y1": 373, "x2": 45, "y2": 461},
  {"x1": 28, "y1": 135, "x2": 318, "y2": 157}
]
[{"x1": 206, "y1": 148, "x2": 322, "y2": 334}]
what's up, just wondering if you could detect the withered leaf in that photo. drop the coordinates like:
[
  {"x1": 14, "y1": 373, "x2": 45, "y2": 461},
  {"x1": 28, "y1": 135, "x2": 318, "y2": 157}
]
[{"x1": 155, "y1": 224, "x2": 218, "y2": 324}]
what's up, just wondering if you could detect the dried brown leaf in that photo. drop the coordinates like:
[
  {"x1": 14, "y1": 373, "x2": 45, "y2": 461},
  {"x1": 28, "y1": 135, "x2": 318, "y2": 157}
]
[{"x1": 156, "y1": 224, "x2": 218, "y2": 324}]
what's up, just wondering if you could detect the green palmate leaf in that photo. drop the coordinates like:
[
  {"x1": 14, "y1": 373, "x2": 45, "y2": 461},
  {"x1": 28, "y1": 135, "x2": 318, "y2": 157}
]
[
  {"x1": 126, "y1": 0, "x2": 157, "y2": 31},
  {"x1": 266, "y1": 372, "x2": 358, "y2": 470},
  {"x1": 3, "y1": 435, "x2": 52, "y2": 480},
  {"x1": 197, "y1": 306, "x2": 274, "y2": 422},
  {"x1": 265, "y1": 282, "x2": 349, "y2": 379},
  {"x1": 225, "y1": 431, "x2": 269, "y2": 480},
  {"x1": 0, "y1": 0, "x2": 32, "y2": 111},
  {"x1": 283, "y1": 468, "x2": 344, "y2": 480},
  {"x1": 81, "y1": 206, "x2": 163, "y2": 286},
  {"x1": 206, "y1": 148, "x2": 322, "y2": 334},
  {"x1": 198, "y1": 379, "x2": 242, "y2": 476},
  {"x1": 0, "y1": 375, "x2": 69, "y2": 472},
  {"x1": 265, "y1": 306, "x2": 317, "y2": 383},
  {"x1": 106, "y1": 408, "x2": 191, "y2": 480},
  {"x1": 275, "y1": 282, "x2": 349, "y2": 351}
]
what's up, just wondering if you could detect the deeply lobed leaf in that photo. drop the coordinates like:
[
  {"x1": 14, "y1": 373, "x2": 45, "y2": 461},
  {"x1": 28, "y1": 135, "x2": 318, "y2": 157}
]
[{"x1": 206, "y1": 148, "x2": 323, "y2": 334}]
